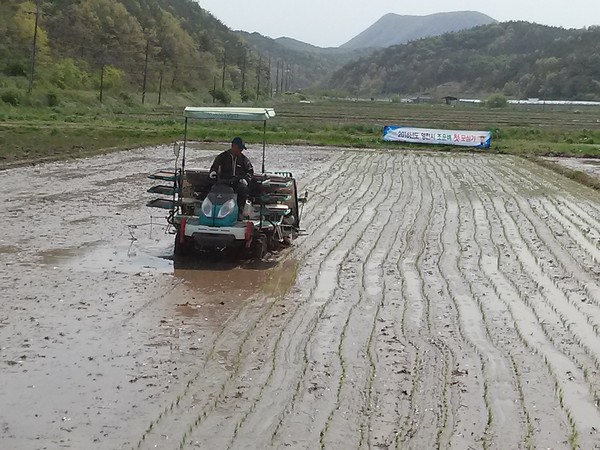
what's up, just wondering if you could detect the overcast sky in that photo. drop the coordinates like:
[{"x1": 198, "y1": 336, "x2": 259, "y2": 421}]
[{"x1": 198, "y1": 0, "x2": 600, "y2": 47}]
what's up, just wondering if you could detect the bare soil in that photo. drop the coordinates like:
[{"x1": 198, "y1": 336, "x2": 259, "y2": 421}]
[
  {"x1": 1, "y1": 145, "x2": 600, "y2": 450},
  {"x1": 545, "y1": 156, "x2": 600, "y2": 181}
]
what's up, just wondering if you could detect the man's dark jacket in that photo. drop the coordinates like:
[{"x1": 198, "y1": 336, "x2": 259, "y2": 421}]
[{"x1": 210, "y1": 150, "x2": 254, "y2": 181}]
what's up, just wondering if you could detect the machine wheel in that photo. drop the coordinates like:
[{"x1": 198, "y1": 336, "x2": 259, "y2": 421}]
[
  {"x1": 174, "y1": 231, "x2": 193, "y2": 256},
  {"x1": 253, "y1": 234, "x2": 268, "y2": 260}
]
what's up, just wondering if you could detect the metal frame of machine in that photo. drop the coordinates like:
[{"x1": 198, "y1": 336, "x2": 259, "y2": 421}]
[{"x1": 147, "y1": 107, "x2": 302, "y2": 258}]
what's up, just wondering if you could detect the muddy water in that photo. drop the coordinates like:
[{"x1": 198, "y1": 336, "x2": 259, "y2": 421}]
[{"x1": 2, "y1": 147, "x2": 600, "y2": 449}]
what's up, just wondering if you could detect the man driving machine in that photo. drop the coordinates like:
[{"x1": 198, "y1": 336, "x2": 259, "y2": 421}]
[{"x1": 209, "y1": 137, "x2": 254, "y2": 218}]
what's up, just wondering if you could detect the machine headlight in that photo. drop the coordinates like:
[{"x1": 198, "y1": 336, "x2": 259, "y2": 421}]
[
  {"x1": 201, "y1": 197, "x2": 213, "y2": 217},
  {"x1": 217, "y1": 199, "x2": 236, "y2": 219}
]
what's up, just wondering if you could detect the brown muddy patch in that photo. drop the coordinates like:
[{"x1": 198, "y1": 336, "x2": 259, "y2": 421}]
[
  {"x1": 93, "y1": 172, "x2": 147, "y2": 187},
  {"x1": 261, "y1": 258, "x2": 299, "y2": 298},
  {"x1": 0, "y1": 244, "x2": 19, "y2": 254},
  {"x1": 36, "y1": 242, "x2": 103, "y2": 265},
  {"x1": 68, "y1": 215, "x2": 101, "y2": 224},
  {"x1": 172, "y1": 265, "x2": 268, "y2": 320},
  {"x1": 38, "y1": 190, "x2": 97, "y2": 202},
  {"x1": 169, "y1": 255, "x2": 298, "y2": 323},
  {"x1": 175, "y1": 265, "x2": 269, "y2": 295},
  {"x1": 57, "y1": 239, "x2": 173, "y2": 273}
]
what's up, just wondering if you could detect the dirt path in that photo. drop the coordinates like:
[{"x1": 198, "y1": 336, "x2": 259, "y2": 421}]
[{"x1": 1, "y1": 147, "x2": 600, "y2": 449}]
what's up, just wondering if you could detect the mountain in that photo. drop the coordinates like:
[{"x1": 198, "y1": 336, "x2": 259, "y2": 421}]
[
  {"x1": 330, "y1": 22, "x2": 600, "y2": 100},
  {"x1": 341, "y1": 11, "x2": 497, "y2": 49},
  {"x1": 236, "y1": 31, "x2": 372, "y2": 90},
  {"x1": 274, "y1": 37, "x2": 371, "y2": 55},
  {"x1": 274, "y1": 37, "x2": 333, "y2": 53}
]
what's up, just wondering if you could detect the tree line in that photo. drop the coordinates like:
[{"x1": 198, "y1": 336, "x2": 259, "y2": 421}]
[{"x1": 0, "y1": 0, "x2": 301, "y2": 104}]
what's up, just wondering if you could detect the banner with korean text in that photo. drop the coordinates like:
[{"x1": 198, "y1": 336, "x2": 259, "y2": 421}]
[{"x1": 383, "y1": 126, "x2": 492, "y2": 149}]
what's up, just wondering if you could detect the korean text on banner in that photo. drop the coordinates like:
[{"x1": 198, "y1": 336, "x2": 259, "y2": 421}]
[{"x1": 383, "y1": 126, "x2": 492, "y2": 149}]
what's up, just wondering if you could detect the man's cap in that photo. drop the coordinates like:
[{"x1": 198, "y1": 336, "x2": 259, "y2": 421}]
[{"x1": 231, "y1": 136, "x2": 246, "y2": 150}]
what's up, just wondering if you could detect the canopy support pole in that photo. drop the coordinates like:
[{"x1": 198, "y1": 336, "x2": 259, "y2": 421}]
[
  {"x1": 261, "y1": 119, "x2": 267, "y2": 173},
  {"x1": 182, "y1": 118, "x2": 188, "y2": 174}
]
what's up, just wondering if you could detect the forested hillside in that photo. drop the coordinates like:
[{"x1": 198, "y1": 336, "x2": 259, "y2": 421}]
[
  {"x1": 0, "y1": 0, "x2": 300, "y2": 102},
  {"x1": 331, "y1": 22, "x2": 600, "y2": 100}
]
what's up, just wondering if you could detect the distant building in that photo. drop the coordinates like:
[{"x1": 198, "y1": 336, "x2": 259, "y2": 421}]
[
  {"x1": 411, "y1": 95, "x2": 433, "y2": 104},
  {"x1": 443, "y1": 96, "x2": 458, "y2": 106}
]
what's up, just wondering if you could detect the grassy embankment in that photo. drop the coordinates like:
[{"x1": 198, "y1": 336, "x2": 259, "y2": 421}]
[{"x1": 1, "y1": 90, "x2": 599, "y2": 168}]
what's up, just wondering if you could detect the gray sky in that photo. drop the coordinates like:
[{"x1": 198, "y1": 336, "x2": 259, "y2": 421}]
[{"x1": 198, "y1": 0, "x2": 600, "y2": 47}]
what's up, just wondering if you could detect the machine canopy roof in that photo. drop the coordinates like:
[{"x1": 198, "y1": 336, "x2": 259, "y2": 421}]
[{"x1": 183, "y1": 107, "x2": 276, "y2": 121}]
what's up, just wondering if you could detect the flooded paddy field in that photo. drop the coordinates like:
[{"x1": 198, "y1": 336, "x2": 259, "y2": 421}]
[{"x1": 1, "y1": 145, "x2": 600, "y2": 449}]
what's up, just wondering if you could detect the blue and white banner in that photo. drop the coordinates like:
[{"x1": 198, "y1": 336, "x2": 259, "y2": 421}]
[{"x1": 383, "y1": 126, "x2": 492, "y2": 149}]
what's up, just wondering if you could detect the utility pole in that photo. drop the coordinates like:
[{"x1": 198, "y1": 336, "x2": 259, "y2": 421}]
[
  {"x1": 275, "y1": 60, "x2": 280, "y2": 95},
  {"x1": 256, "y1": 55, "x2": 262, "y2": 100},
  {"x1": 212, "y1": 75, "x2": 217, "y2": 103},
  {"x1": 157, "y1": 61, "x2": 165, "y2": 105},
  {"x1": 241, "y1": 51, "x2": 246, "y2": 95},
  {"x1": 285, "y1": 64, "x2": 289, "y2": 92},
  {"x1": 99, "y1": 64, "x2": 105, "y2": 103},
  {"x1": 141, "y1": 39, "x2": 149, "y2": 104},
  {"x1": 221, "y1": 48, "x2": 226, "y2": 89},
  {"x1": 27, "y1": 0, "x2": 41, "y2": 94},
  {"x1": 268, "y1": 56, "x2": 272, "y2": 97}
]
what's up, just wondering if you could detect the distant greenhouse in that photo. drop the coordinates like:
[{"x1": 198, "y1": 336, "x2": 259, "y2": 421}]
[
  {"x1": 456, "y1": 98, "x2": 600, "y2": 107},
  {"x1": 507, "y1": 99, "x2": 600, "y2": 106}
]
